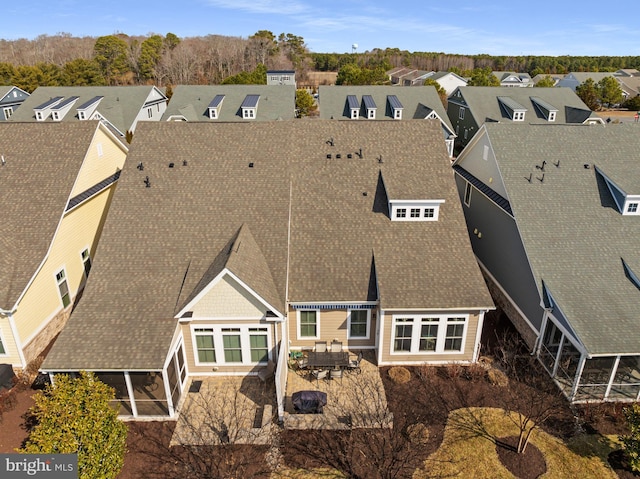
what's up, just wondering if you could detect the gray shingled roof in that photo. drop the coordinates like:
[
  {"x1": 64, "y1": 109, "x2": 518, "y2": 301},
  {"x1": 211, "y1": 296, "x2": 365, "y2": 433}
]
[
  {"x1": 318, "y1": 85, "x2": 453, "y2": 129},
  {"x1": 9, "y1": 86, "x2": 164, "y2": 134},
  {"x1": 162, "y1": 85, "x2": 295, "y2": 121},
  {"x1": 450, "y1": 86, "x2": 602, "y2": 126},
  {"x1": 0, "y1": 122, "x2": 102, "y2": 310},
  {"x1": 484, "y1": 122, "x2": 640, "y2": 355},
  {"x1": 43, "y1": 120, "x2": 492, "y2": 370}
]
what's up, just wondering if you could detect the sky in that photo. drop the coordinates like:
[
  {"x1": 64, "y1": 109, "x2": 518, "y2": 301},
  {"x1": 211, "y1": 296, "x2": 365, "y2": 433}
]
[{"x1": 4, "y1": 0, "x2": 639, "y2": 57}]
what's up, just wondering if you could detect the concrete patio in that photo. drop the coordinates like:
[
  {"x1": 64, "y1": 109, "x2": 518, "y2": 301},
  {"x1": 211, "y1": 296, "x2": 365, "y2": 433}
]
[
  {"x1": 170, "y1": 376, "x2": 276, "y2": 446},
  {"x1": 283, "y1": 350, "x2": 392, "y2": 429}
]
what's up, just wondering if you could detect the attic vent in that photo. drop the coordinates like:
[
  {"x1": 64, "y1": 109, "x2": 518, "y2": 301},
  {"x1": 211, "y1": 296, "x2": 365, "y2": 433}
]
[
  {"x1": 169, "y1": 162, "x2": 175, "y2": 168},
  {"x1": 183, "y1": 160, "x2": 188, "y2": 166},
  {"x1": 584, "y1": 164, "x2": 591, "y2": 169},
  {"x1": 144, "y1": 176, "x2": 151, "y2": 188},
  {"x1": 249, "y1": 162, "x2": 254, "y2": 168},
  {"x1": 326, "y1": 154, "x2": 332, "y2": 159},
  {"x1": 347, "y1": 153, "x2": 353, "y2": 159},
  {"x1": 326, "y1": 138, "x2": 334, "y2": 146},
  {"x1": 137, "y1": 162, "x2": 144, "y2": 171},
  {"x1": 336, "y1": 154, "x2": 341, "y2": 159}
]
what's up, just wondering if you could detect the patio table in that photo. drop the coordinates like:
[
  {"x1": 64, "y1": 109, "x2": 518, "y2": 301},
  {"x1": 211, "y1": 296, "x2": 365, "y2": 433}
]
[{"x1": 307, "y1": 351, "x2": 349, "y2": 369}]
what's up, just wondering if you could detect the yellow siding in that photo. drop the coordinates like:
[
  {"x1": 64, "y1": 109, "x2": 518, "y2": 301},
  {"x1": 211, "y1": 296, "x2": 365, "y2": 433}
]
[
  {"x1": 191, "y1": 275, "x2": 266, "y2": 318},
  {"x1": 181, "y1": 320, "x2": 277, "y2": 375},
  {"x1": 70, "y1": 127, "x2": 126, "y2": 196},
  {"x1": 0, "y1": 316, "x2": 21, "y2": 366},
  {"x1": 14, "y1": 186, "x2": 115, "y2": 344},
  {"x1": 287, "y1": 307, "x2": 377, "y2": 350},
  {"x1": 379, "y1": 310, "x2": 480, "y2": 364}
]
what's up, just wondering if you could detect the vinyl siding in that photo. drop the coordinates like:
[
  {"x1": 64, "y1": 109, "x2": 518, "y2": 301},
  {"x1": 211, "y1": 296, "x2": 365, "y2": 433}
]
[
  {"x1": 379, "y1": 310, "x2": 480, "y2": 364},
  {"x1": 14, "y1": 186, "x2": 115, "y2": 344},
  {"x1": 191, "y1": 275, "x2": 266, "y2": 318},
  {"x1": 0, "y1": 316, "x2": 21, "y2": 366},
  {"x1": 70, "y1": 128, "x2": 126, "y2": 196},
  {"x1": 287, "y1": 307, "x2": 377, "y2": 350}
]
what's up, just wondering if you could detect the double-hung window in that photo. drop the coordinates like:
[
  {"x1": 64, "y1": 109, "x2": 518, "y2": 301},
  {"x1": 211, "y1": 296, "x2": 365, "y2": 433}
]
[
  {"x1": 222, "y1": 328, "x2": 243, "y2": 363},
  {"x1": 392, "y1": 315, "x2": 468, "y2": 354},
  {"x1": 298, "y1": 310, "x2": 319, "y2": 339},
  {"x1": 195, "y1": 328, "x2": 216, "y2": 363},
  {"x1": 56, "y1": 269, "x2": 70, "y2": 308},
  {"x1": 193, "y1": 325, "x2": 270, "y2": 365},
  {"x1": 348, "y1": 310, "x2": 370, "y2": 339},
  {"x1": 249, "y1": 328, "x2": 269, "y2": 362}
]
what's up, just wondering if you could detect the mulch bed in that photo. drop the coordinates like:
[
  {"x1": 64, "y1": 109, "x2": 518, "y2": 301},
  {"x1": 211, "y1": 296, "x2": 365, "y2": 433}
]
[
  {"x1": 495, "y1": 436, "x2": 546, "y2": 479},
  {"x1": 608, "y1": 450, "x2": 640, "y2": 479}
]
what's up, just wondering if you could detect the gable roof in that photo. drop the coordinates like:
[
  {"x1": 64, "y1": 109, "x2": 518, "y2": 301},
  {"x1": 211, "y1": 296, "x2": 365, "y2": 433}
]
[
  {"x1": 482, "y1": 122, "x2": 640, "y2": 355},
  {"x1": 0, "y1": 122, "x2": 103, "y2": 311},
  {"x1": 318, "y1": 85, "x2": 452, "y2": 127},
  {"x1": 450, "y1": 86, "x2": 602, "y2": 126},
  {"x1": 9, "y1": 86, "x2": 166, "y2": 134},
  {"x1": 0, "y1": 86, "x2": 29, "y2": 103},
  {"x1": 162, "y1": 85, "x2": 295, "y2": 121},
  {"x1": 43, "y1": 120, "x2": 492, "y2": 370}
]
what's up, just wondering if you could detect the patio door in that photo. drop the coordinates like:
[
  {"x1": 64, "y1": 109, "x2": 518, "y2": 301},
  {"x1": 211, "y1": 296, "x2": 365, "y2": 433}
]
[{"x1": 167, "y1": 341, "x2": 188, "y2": 414}]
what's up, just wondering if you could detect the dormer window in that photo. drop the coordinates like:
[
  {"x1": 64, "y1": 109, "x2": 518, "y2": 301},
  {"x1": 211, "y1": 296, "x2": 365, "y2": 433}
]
[
  {"x1": 627, "y1": 202, "x2": 638, "y2": 214},
  {"x1": 362, "y1": 95, "x2": 376, "y2": 119},
  {"x1": 347, "y1": 95, "x2": 359, "y2": 119},
  {"x1": 208, "y1": 94, "x2": 225, "y2": 120},
  {"x1": 241, "y1": 94, "x2": 259, "y2": 120},
  {"x1": 34, "y1": 96, "x2": 64, "y2": 121},
  {"x1": 390, "y1": 200, "x2": 445, "y2": 221},
  {"x1": 50, "y1": 96, "x2": 79, "y2": 122},
  {"x1": 595, "y1": 165, "x2": 640, "y2": 216},
  {"x1": 387, "y1": 95, "x2": 403, "y2": 120},
  {"x1": 498, "y1": 96, "x2": 527, "y2": 122},
  {"x1": 530, "y1": 96, "x2": 558, "y2": 122}
]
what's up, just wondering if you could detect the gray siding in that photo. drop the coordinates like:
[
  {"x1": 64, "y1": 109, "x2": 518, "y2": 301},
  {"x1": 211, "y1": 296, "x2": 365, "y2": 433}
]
[{"x1": 454, "y1": 173, "x2": 544, "y2": 333}]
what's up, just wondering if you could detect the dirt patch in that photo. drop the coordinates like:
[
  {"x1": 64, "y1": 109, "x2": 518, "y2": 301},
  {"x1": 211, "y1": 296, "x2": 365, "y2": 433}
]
[
  {"x1": 608, "y1": 449, "x2": 640, "y2": 479},
  {"x1": 496, "y1": 435, "x2": 546, "y2": 479}
]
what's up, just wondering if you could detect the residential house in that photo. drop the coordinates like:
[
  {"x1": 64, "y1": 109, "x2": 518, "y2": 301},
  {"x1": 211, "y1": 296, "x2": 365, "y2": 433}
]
[
  {"x1": 556, "y1": 72, "x2": 615, "y2": 91},
  {"x1": 267, "y1": 70, "x2": 296, "y2": 87},
  {"x1": 452, "y1": 122, "x2": 640, "y2": 403},
  {"x1": 387, "y1": 67, "x2": 417, "y2": 85},
  {"x1": 9, "y1": 86, "x2": 167, "y2": 137},
  {"x1": 447, "y1": 86, "x2": 604, "y2": 152},
  {"x1": 42, "y1": 120, "x2": 493, "y2": 420},
  {"x1": 318, "y1": 85, "x2": 457, "y2": 157},
  {"x1": 0, "y1": 122, "x2": 128, "y2": 369},
  {"x1": 386, "y1": 69, "x2": 467, "y2": 93},
  {"x1": 162, "y1": 85, "x2": 296, "y2": 121},
  {"x1": 492, "y1": 71, "x2": 533, "y2": 87},
  {"x1": 418, "y1": 71, "x2": 468, "y2": 95},
  {"x1": 0, "y1": 86, "x2": 29, "y2": 120}
]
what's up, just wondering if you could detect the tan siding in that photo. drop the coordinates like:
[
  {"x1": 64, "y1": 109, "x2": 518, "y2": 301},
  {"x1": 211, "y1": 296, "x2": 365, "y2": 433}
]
[
  {"x1": 191, "y1": 275, "x2": 266, "y2": 318},
  {"x1": 379, "y1": 310, "x2": 480, "y2": 364},
  {"x1": 0, "y1": 316, "x2": 21, "y2": 366},
  {"x1": 181, "y1": 320, "x2": 277, "y2": 375},
  {"x1": 288, "y1": 307, "x2": 376, "y2": 350},
  {"x1": 14, "y1": 187, "x2": 114, "y2": 344},
  {"x1": 70, "y1": 128, "x2": 126, "y2": 196}
]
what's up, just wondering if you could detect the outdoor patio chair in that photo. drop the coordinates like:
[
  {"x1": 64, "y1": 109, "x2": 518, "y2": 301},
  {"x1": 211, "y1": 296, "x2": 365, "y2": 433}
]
[
  {"x1": 347, "y1": 351, "x2": 363, "y2": 373},
  {"x1": 311, "y1": 369, "x2": 328, "y2": 386},
  {"x1": 315, "y1": 341, "x2": 327, "y2": 352},
  {"x1": 296, "y1": 357, "x2": 309, "y2": 373},
  {"x1": 330, "y1": 341, "x2": 343, "y2": 352},
  {"x1": 330, "y1": 367, "x2": 343, "y2": 383}
]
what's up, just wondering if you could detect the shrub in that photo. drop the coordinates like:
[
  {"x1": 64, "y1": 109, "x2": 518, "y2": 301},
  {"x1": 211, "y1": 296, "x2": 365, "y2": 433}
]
[
  {"x1": 21, "y1": 371, "x2": 128, "y2": 479},
  {"x1": 407, "y1": 423, "x2": 430, "y2": 445},
  {"x1": 621, "y1": 403, "x2": 640, "y2": 472},
  {"x1": 388, "y1": 367, "x2": 411, "y2": 384},
  {"x1": 487, "y1": 368, "x2": 509, "y2": 387}
]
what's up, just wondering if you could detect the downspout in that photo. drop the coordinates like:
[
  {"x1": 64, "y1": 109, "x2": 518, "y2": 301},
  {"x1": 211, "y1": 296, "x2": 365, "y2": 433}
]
[{"x1": 6, "y1": 311, "x2": 27, "y2": 368}]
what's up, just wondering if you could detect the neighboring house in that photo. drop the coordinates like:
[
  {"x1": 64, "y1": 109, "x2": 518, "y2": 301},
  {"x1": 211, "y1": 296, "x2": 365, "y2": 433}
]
[
  {"x1": 318, "y1": 85, "x2": 457, "y2": 157},
  {"x1": 452, "y1": 122, "x2": 640, "y2": 403},
  {"x1": 267, "y1": 70, "x2": 296, "y2": 87},
  {"x1": 9, "y1": 86, "x2": 167, "y2": 136},
  {"x1": 42, "y1": 120, "x2": 493, "y2": 420},
  {"x1": 532, "y1": 74, "x2": 564, "y2": 86},
  {"x1": 492, "y1": 71, "x2": 533, "y2": 87},
  {"x1": 387, "y1": 67, "x2": 416, "y2": 84},
  {"x1": 418, "y1": 71, "x2": 468, "y2": 95},
  {"x1": 614, "y1": 75, "x2": 640, "y2": 100},
  {"x1": 0, "y1": 122, "x2": 128, "y2": 369},
  {"x1": 162, "y1": 85, "x2": 296, "y2": 121},
  {"x1": 386, "y1": 69, "x2": 467, "y2": 92},
  {"x1": 556, "y1": 72, "x2": 615, "y2": 91},
  {"x1": 447, "y1": 86, "x2": 604, "y2": 152},
  {"x1": 0, "y1": 86, "x2": 29, "y2": 120}
]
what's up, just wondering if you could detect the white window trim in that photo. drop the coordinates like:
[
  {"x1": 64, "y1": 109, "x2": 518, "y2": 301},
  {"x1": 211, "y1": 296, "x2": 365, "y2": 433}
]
[
  {"x1": 464, "y1": 182, "x2": 472, "y2": 207},
  {"x1": 513, "y1": 111, "x2": 525, "y2": 121},
  {"x1": 80, "y1": 246, "x2": 92, "y2": 278},
  {"x1": 624, "y1": 199, "x2": 640, "y2": 215},
  {"x1": 243, "y1": 108, "x2": 256, "y2": 119},
  {"x1": 351, "y1": 109, "x2": 359, "y2": 119},
  {"x1": 3, "y1": 106, "x2": 13, "y2": 119},
  {"x1": 0, "y1": 327, "x2": 8, "y2": 356},
  {"x1": 393, "y1": 109, "x2": 402, "y2": 120},
  {"x1": 208, "y1": 108, "x2": 218, "y2": 119},
  {"x1": 190, "y1": 324, "x2": 271, "y2": 366},
  {"x1": 347, "y1": 309, "x2": 371, "y2": 340},
  {"x1": 458, "y1": 107, "x2": 465, "y2": 120},
  {"x1": 54, "y1": 267, "x2": 71, "y2": 309},
  {"x1": 390, "y1": 314, "x2": 469, "y2": 355},
  {"x1": 548, "y1": 111, "x2": 556, "y2": 122},
  {"x1": 391, "y1": 200, "x2": 444, "y2": 222},
  {"x1": 296, "y1": 309, "x2": 320, "y2": 340},
  {"x1": 367, "y1": 109, "x2": 376, "y2": 119}
]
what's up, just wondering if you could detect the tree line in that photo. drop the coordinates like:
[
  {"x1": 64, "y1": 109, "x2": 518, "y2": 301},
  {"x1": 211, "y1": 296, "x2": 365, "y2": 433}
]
[{"x1": 2, "y1": 32, "x2": 640, "y2": 94}]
